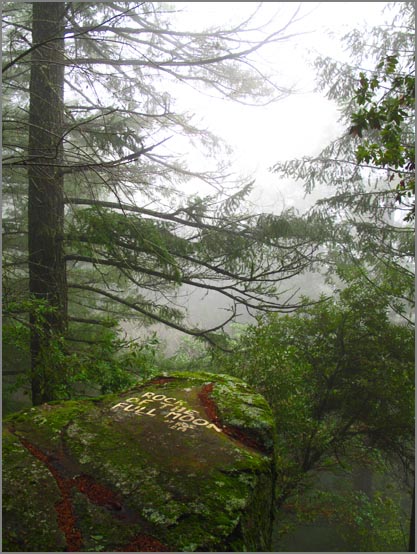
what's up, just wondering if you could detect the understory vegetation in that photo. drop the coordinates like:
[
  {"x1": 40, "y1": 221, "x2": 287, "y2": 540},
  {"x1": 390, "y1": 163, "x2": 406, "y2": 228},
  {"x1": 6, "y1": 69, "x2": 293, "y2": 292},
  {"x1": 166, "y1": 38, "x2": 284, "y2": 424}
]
[{"x1": 4, "y1": 281, "x2": 414, "y2": 551}]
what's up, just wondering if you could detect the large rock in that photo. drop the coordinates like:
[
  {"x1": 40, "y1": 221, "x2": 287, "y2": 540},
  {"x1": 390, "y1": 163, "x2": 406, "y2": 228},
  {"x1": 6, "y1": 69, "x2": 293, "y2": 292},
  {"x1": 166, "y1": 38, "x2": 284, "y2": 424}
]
[{"x1": 3, "y1": 371, "x2": 276, "y2": 552}]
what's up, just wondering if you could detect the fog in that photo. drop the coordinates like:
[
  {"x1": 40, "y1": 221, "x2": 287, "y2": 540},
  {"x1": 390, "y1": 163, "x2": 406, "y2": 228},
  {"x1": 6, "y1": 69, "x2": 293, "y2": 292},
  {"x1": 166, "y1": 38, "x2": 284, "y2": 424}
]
[{"x1": 122, "y1": 3, "x2": 389, "y2": 352}]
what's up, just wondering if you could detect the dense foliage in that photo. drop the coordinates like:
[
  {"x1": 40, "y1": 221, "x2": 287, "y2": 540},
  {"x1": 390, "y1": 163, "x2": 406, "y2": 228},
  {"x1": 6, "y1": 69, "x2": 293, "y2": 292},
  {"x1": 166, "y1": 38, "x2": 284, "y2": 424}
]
[
  {"x1": 220, "y1": 286, "x2": 413, "y2": 455},
  {"x1": 211, "y1": 283, "x2": 414, "y2": 551}
]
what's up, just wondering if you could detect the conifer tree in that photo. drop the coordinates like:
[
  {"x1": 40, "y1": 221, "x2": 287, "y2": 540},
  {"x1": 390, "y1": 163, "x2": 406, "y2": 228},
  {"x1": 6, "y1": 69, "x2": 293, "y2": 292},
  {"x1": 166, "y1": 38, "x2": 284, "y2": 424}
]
[{"x1": 3, "y1": 2, "x2": 315, "y2": 403}]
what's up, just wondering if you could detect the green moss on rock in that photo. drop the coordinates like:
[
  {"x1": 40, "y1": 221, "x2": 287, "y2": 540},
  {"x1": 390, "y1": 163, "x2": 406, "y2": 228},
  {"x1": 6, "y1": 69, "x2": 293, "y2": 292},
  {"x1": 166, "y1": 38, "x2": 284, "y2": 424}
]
[
  {"x1": 3, "y1": 428, "x2": 66, "y2": 552},
  {"x1": 3, "y1": 372, "x2": 276, "y2": 552}
]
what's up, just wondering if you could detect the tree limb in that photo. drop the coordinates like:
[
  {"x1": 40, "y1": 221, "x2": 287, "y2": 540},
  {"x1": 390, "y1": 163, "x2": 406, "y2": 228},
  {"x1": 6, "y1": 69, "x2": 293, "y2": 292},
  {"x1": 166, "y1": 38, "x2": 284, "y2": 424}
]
[{"x1": 68, "y1": 282, "x2": 234, "y2": 350}]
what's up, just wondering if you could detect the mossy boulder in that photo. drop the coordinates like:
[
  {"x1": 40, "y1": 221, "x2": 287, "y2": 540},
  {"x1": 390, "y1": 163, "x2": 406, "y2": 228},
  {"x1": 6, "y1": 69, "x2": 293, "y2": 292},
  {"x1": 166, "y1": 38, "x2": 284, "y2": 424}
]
[{"x1": 3, "y1": 371, "x2": 276, "y2": 552}]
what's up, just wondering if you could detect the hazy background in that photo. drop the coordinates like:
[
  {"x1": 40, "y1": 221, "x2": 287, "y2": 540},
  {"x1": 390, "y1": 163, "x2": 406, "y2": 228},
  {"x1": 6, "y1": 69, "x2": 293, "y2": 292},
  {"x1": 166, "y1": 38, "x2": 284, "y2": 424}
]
[{"x1": 121, "y1": 2, "x2": 390, "y2": 352}]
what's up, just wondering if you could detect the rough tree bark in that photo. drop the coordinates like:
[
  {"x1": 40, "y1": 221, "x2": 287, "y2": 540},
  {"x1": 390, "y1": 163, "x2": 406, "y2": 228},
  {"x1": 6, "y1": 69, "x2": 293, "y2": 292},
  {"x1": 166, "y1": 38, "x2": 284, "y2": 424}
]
[{"x1": 28, "y1": 2, "x2": 67, "y2": 405}]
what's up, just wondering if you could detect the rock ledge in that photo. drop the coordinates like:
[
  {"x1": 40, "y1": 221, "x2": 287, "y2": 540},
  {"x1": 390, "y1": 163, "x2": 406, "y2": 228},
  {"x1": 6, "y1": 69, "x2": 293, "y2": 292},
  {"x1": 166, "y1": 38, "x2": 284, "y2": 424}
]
[{"x1": 3, "y1": 371, "x2": 276, "y2": 552}]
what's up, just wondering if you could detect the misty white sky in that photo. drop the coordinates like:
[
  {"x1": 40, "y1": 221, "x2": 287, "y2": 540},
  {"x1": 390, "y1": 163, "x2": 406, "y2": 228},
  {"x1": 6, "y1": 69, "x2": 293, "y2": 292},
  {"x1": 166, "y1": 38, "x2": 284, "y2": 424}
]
[
  {"x1": 125, "y1": 2, "x2": 392, "y2": 347},
  {"x1": 168, "y1": 2, "x2": 390, "y2": 213}
]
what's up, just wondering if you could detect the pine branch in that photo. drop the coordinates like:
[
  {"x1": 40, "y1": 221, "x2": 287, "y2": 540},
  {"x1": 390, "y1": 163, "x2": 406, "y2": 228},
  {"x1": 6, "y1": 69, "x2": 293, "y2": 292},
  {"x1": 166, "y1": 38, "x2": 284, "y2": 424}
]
[
  {"x1": 68, "y1": 316, "x2": 116, "y2": 327},
  {"x1": 68, "y1": 282, "x2": 233, "y2": 350},
  {"x1": 64, "y1": 253, "x2": 279, "y2": 312},
  {"x1": 65, "y1": 196, "x2": 311, "y2": 251},
  {"x1": 2, "y1": 2, "x2": 145, "y2": 73},
  {"x1": 65, "y1": 196, "x2": 241, "y2": 234}
]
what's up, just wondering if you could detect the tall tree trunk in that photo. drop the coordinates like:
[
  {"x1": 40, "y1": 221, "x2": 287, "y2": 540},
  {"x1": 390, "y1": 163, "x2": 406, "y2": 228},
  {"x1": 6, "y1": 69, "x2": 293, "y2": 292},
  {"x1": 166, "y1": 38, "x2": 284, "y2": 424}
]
[{"x1": 28, "y1": 2, "x2": 67, "y2": 405}]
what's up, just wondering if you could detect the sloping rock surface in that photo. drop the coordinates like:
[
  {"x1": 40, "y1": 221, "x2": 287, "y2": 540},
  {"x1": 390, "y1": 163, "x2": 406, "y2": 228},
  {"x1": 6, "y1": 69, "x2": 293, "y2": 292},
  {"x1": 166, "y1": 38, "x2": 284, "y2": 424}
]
[{"x1": 3, "y1": 371, "x2": 276, "y2": 552}]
